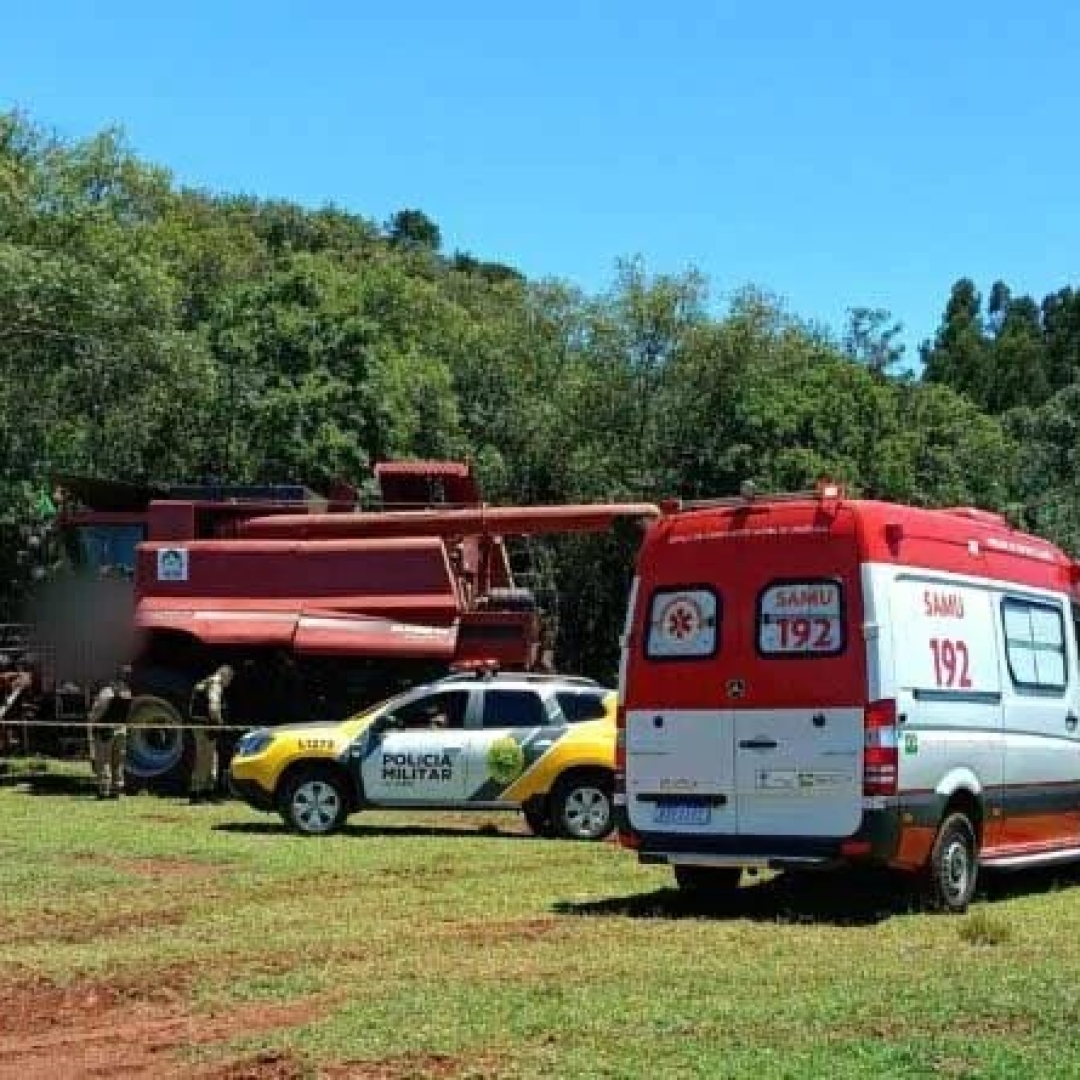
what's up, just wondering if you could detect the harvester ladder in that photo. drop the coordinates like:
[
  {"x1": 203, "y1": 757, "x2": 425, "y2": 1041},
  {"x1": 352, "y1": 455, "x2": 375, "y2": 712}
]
[{"x1": 507, "y1": 536, "x2": 560, "y2": 668}]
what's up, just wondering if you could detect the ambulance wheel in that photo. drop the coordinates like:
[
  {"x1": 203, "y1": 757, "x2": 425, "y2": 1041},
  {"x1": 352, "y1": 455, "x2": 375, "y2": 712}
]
[
  {"x1": 926, "y1": 812, "x2": 978, "y2": 913},
  {"x1": 550, "y1": 771, "x2": 614, "y2": 841},
  {"x1": 673, "y1": 866, "x2": 742, "y2": 893},
  {"x1": 522, "y1": 798, "x2": 553, "y2": 837},
  {"x1": 279, "y1": 766, "x2": 349, "y2": 836}
]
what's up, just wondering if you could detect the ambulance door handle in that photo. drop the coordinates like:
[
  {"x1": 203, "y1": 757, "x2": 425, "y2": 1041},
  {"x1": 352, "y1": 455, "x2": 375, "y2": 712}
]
[
  {"x1": 1066, "y1": 714, "x2": 1078, "y2": 733},
  {"x1": 739, "y1": 738, "x2": 778, "y2": 750}
]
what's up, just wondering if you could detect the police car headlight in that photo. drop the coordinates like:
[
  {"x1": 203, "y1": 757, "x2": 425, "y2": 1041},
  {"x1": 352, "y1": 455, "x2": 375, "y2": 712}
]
[{"x1": 236, "y1": 730, "x2": 275, "y2": 757}]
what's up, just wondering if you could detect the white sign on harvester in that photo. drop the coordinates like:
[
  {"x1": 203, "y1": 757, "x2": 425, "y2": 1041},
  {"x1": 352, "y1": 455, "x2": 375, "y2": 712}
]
[{"x1": 156, "y1": 547, "x2": 189, "y2": 582}]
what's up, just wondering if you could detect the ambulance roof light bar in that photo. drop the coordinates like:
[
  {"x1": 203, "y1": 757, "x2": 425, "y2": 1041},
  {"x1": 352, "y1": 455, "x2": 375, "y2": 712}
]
[{"x1": 661, "y1": 479, "x2": 846, "y2": 515}]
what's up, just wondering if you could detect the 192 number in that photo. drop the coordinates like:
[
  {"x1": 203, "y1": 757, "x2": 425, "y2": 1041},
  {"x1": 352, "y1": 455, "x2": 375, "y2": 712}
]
[
  {"x1": 929, "y1": 638, "x2": 972, "y2": 688},
  {"x1": 776, "y1": 617, "x2": 836, "y2": 650}
]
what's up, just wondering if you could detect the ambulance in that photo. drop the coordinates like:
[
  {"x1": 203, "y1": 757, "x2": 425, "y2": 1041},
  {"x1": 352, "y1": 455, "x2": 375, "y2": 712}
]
[{"x1": 617, "y1": 484, "x2": 1080, "y2": 911}]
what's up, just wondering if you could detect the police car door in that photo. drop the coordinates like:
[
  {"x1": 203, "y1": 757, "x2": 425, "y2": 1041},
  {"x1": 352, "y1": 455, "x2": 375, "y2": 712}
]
[
  {"x1": 462, "y1": 688, "x2": 558, "y2": 804},
  {"x1": 359, "y1": 689, "x2": 471, "y2": 804}
]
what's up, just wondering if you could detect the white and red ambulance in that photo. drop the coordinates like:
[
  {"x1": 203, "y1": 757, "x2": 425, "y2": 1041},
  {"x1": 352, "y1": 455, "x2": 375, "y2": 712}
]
[{"x1": 617, "y1": 484, "x2": 1080, "y2": 911}]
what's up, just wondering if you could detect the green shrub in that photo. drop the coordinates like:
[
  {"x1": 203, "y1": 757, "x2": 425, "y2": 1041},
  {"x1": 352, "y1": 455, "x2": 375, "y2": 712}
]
[{"x1": 958, "y1": 909, "x2": 1012, "y2": 946}]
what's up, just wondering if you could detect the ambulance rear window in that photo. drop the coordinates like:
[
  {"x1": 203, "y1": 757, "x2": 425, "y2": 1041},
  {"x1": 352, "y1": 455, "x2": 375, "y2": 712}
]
[
  {"x1": 757, "y1": 579, "x2": 845, "y2": 658},
  {"x1": 645, "y1": 587, "x2": 719, "y2": 661}
]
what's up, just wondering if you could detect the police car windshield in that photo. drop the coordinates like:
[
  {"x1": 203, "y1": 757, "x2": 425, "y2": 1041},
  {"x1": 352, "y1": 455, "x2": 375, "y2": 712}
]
[
  {"x1": 350, "y1": 685, "x2": 444, "y2": 725},
  {"x1": 340, "y1": 692, "x2": 404, "y2": 726}
]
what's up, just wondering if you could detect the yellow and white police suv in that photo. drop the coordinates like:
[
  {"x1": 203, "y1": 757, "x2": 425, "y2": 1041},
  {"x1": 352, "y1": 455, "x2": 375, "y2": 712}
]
[{"x1": 229, "y1": 672, "x2": 616, "y2": 839}]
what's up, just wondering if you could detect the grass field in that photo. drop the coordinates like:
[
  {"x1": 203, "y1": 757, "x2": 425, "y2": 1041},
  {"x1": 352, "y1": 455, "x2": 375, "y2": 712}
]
[{"x1": 3, "y1": 779, "x2": 1080, "y2": 1079}]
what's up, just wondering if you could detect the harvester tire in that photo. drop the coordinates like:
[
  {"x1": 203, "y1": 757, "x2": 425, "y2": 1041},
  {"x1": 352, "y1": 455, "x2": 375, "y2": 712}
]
[{"x1": 125, "y1": 677, "x2": 196, "y2": 794}]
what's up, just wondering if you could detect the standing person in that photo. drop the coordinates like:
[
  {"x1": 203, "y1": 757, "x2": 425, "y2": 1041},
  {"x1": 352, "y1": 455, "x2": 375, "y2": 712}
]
[
  {"x1": 87, "y1": 666, "x2": 132, "y2": 799},
  {"x1": 188, "y1": 664, "x2": 233, "y2": 804}
]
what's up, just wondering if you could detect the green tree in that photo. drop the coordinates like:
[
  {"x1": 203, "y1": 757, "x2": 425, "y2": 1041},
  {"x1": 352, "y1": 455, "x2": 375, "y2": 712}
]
[
  {"x1": 1041, "y1": 287, "x2": 1080, "y2": 392},
  {"x1": 385, "y1": 208, "x2": 441, "y2": 253},
  {"x1": 843, "y1": 307, "x2": 905, "y2": 375},
  {"x1": 1006, "y1": 385, "x2": 1080, "y2": 552},
  {"x1": 0, "y1": 114, "x2": 215, "y2": 499},
  {"x1": 922, "y1": 279, "x2": 991, "y2": 405},
  {"x1": 985, "y1": 295, "x2": 1049, "y2": 411}
]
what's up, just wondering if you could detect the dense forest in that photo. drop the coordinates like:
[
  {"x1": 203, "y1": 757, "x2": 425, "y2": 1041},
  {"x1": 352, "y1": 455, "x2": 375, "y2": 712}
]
[{"x1": 2, "y1": 111, "x2": 1078, "y2": 676}]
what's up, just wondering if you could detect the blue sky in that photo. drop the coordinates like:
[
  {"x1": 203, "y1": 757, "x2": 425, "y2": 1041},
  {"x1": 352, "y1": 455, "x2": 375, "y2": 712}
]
[{"x1": 3, "y1": 2, "x2": 1079, "y2": 353}]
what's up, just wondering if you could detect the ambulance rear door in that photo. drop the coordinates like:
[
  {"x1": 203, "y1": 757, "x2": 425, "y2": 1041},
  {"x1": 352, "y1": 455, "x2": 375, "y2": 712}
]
[
  {"x1": 624, "y1": 584, "x2": 738, "y2": 837},
  {"x1": 727, "y1": 533, "x2": 866, "y2": 839}
]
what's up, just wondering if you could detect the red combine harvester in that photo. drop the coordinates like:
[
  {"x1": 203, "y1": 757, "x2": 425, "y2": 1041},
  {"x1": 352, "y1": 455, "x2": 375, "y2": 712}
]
[{"x1": 8, "y1": 462, "x2": 656, "y2": 791}]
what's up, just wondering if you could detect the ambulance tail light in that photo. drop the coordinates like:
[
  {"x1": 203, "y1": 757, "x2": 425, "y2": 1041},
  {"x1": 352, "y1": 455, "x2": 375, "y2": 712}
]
[{"x1": 863, "y1": 698, "x2": 898, "y2": 796}]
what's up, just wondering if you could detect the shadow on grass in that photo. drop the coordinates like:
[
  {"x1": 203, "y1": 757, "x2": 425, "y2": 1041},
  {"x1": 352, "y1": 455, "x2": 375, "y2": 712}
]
[
  {"x1": 556, "y1": 863, "x2": 1080, "y2": 926},
  {"x1": 213, "y1": 820, "x2": 535, "y2": 841},
  {"x1": 3, "y1": 773, "x2": 96, "y2": 796},
  {"x1": 6, "y1": 776, "x2": 210, "y2": 800},
  {"x1": 556, "y1": 871, "x2": 917, "y2": 926},
  {"x1": 981, "y1": 862, "x2": 1080, "y2": 903}
]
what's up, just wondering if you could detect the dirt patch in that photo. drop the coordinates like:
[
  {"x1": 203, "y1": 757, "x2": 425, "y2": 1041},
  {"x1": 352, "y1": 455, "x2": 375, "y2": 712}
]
[
  {"x1": 5, "y1": 905, "x2": 190, "y2": 945},
  {"x1": 0, "y1": 970, "x2": 193, "y2": 1037},
  {"x1": 202, "y1": 1050, "x2": 503, "y2": 1080},
  {"x1": 198, "y1": 1049, "x2": 311, "y2": 1079},
  {"x1": 0, "y1": 972, "x2": 324, "y2": 1080},
  {"x1": 71, "y1": 853, "x2": 227, "y2": 879},
  {"x1": 453, "y1": 917, "x2": 566, "y2": 945},
  {"x1": 126, "y1": 857, "x2": 227, "y2": 880},
  {"x1": 323, "y1": 1052, "x2": 506, "y2": 1079}
]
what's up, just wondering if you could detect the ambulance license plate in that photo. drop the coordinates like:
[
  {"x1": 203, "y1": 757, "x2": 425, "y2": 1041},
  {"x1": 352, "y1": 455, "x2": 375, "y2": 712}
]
[{"x1": 653, "y1": 801, "x2": 711, "y2": 826}]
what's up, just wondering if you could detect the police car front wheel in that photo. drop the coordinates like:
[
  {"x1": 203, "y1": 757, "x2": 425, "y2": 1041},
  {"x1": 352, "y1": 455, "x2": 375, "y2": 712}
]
[{"x1": 280, "y1": 768, "x2": 350, "y2": 836}]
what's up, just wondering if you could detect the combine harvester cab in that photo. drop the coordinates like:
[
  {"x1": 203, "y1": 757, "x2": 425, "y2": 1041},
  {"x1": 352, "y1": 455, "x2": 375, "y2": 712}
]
[{"x1": 13, "y1": 475, "x2": 349, "y2": 779}]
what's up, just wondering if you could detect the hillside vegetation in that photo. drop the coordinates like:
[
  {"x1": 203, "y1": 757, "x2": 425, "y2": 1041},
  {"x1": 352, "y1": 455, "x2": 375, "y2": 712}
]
[{"x1": 3, "y1": 112, "x2": 1078, "y2": 675}]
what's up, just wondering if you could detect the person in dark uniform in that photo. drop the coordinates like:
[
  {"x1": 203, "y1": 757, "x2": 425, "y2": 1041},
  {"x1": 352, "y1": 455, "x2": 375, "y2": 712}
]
[{"x1": 87, "y1": 666, "x2": 133, "y2": 799}]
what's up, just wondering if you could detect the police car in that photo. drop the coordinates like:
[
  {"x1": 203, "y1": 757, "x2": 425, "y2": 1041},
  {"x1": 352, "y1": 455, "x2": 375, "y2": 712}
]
[{"x1": 229, "y1": 672, "x2": 616, "y2": 839}]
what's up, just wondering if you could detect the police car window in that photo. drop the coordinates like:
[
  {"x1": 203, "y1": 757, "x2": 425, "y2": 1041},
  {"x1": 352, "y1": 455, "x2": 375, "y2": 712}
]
[
  {"x1": 391, "y1": 691, "x2": 468, "y2": 730},
  {"x1": 758, "y1": 579, "x2": 845, "y2": 658},
  {"x1": 1002, "y1": 598, "x2": 1067, "y2": 693},
  {"x1": 645, "y1": 587, "x2": 719, "y2": 660},
  {"x1": 556, "y1": 690, "x2": 608, "y2": 723},
  {"x1": 481, "y1": 690, "x2": 546, "y2": 728}
]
